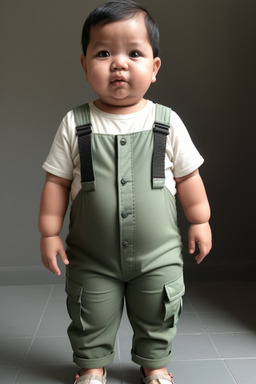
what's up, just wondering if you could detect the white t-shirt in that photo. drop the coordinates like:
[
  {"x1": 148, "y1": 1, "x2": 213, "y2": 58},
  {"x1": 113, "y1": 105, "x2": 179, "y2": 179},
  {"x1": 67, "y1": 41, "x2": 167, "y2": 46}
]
[{"x1": 43, "y1": 100, "x2": 204, "y2": 201}]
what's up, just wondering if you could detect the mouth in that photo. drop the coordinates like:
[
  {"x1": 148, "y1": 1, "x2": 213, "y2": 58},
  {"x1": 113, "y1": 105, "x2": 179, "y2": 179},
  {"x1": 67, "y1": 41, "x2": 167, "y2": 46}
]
[{"x1": 110, "y1": 78, "x2": 127, "y2": 86}]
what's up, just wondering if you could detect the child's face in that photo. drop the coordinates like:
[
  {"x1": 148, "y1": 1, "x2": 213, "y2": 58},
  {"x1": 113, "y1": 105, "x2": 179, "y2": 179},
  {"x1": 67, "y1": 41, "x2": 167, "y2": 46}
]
[{"x1": 81, "y1": 13, "x2": 161, "y2": 113}]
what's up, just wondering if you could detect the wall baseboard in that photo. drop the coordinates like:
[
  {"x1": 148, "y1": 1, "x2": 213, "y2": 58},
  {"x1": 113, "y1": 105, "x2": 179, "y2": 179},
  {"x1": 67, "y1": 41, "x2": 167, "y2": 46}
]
[
  {"x1": 0, "y1": 261, "x2": 255, "y2": 286},
  {"x1": 0, "y1": 266, "x2": 65, "y2": 286}
]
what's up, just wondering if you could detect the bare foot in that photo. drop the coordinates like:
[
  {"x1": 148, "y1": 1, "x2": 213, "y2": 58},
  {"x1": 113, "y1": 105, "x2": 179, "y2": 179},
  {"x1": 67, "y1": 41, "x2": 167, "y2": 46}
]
[
  {"x1": 80, "y1": 368, "x2": 104, "y2": 377},
  {"x1": 143, "y1": 367, "x2": 169, "y2": 376}
]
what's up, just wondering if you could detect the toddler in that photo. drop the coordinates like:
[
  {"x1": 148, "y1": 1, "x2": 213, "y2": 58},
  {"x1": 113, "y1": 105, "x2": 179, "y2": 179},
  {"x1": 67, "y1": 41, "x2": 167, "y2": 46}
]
[{"x1": 38, "y1": 1, "x2": 212, "y2": 383}]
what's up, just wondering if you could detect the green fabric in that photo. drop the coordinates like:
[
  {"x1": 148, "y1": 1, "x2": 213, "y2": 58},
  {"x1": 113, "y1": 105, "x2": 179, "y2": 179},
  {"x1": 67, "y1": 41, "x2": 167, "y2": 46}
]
[
  {"x1": 155, "y1": 103, "x2": 171, "y2": 126},
  {"x1": 65, "y1": 105, "x2": 184, "y2": 369},
  {"x1": 73, "y1": 103, "x2": 91, "y2": 126}
]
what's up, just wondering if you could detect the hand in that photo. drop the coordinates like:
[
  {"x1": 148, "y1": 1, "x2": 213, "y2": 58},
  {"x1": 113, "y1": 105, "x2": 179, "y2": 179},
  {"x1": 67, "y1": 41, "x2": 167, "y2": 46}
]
[
  {"x1": 40, "y1": 235, "x2": 69, "y2": 276},
  {"x1": 188, "y1": 222, "x2": 212, "y2": 264}
]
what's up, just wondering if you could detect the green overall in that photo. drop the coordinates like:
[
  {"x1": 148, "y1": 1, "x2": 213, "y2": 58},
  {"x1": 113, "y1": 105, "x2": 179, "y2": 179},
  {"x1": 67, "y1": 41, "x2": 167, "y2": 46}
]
[{"x1": 65, "y1": 104, "x2": 185, "y2": 369}]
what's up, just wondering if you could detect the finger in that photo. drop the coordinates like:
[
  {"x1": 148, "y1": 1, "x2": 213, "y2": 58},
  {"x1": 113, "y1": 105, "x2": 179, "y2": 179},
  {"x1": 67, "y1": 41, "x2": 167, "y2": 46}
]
[
  {"x1": 48, "y1": 257, "x2": 61, "y2": 276},
  {"x1": 188, "y1": 238, "x2": 196, "y2": 254},
  {"x1": 59, "y1": 248, "x2": 69, "y2": 266},
  {"x1": 195, "y1": 253, "x2": 205, "y2": 264},
  {"x1": 51, "y1": 261, "x2": 61, "y2": 276},
  {"x1": 195, "y1": 243, "x2": 208, "y2": 264}
]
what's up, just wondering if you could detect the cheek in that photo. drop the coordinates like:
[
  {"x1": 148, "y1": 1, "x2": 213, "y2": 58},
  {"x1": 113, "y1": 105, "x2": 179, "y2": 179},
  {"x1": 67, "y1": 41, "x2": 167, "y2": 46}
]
[
  {"x1": 87, "y1": 67, "x2": 104, "y2": 86},
  {"x1": 135, "y1": 62, "x2": 154, "y2": 76},
  {"x1": 91, "y1": 65, "x2": 107, "y2": 81},
  {"x1": 133, "y1": 65, "x2": 155, "y2": 86}
]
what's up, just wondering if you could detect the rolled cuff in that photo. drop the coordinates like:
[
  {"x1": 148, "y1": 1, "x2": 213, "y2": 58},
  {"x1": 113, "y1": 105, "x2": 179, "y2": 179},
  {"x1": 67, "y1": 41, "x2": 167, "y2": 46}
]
[
  {"x1": 131, "y1": 350, "x2": 172, "y2": 369},
  {"x1": 73, "y1": 351, "x2": 115, "y2": 369}
]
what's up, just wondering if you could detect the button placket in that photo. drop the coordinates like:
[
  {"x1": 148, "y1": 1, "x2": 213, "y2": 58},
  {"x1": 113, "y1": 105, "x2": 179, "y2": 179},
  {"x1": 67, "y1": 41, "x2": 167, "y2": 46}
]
[{"x1": 117, "y1": 134, "x2": 135, "y2": 268}]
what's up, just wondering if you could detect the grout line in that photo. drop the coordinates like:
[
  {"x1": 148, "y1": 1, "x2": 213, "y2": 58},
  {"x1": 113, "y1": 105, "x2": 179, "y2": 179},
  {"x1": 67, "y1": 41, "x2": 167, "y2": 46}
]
[
  {"x1": 171, "y1": 356, "x2": 256, "y2": 362},
  {"x1": 208, "y1": 333, "x2": 224, "y2": 359},
  {"x1": 22, "y1": 285, "x2": 55, "y2": 363},
  {"x1": 176, "y1": 330, "x2": 256, "y2": 335},
  {"x1": 13, "y1": 285, "x2": 56, "y2": 383},
  {"x1": 222, "y1": 360, "x2": 240, "y2": 384},
  {"x1": 12, "y1": 366, "x2": 22, "y2": 384}
]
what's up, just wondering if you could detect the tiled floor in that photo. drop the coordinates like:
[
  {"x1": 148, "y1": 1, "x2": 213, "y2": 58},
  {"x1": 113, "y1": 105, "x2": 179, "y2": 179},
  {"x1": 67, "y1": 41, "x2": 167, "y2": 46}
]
[{"x1": 0, "y1": 280, "x2": 256, "y2": 384}]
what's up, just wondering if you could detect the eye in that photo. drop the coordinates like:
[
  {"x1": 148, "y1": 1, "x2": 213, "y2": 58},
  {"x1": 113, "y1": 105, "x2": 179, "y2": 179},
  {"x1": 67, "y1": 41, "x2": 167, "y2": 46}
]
[
  {"x1": 130, "y1": 50, "x2": 141, "y2": 58},
  {"x1": 98, "y1": 51, "x2": 110, "y2": 58}
]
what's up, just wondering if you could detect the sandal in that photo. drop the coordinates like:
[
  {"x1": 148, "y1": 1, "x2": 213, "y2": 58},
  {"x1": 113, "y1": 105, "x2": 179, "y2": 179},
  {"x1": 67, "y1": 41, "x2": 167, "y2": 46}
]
[
  {"x1": 74, "y1": 368, "x2": 107, "y2": 384},
  {"x1": 140, "y1": 367, "x2": 175, "y2": 384}
]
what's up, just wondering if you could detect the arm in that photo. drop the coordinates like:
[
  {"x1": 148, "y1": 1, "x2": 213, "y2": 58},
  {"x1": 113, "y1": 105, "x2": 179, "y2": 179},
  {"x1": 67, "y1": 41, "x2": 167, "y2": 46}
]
[
  {"x1": 38, "y1": 172, "x2": 72, "y2": 275},
  {"x1": 176, "y1": 170, "x2": 212, "y2": 264}
]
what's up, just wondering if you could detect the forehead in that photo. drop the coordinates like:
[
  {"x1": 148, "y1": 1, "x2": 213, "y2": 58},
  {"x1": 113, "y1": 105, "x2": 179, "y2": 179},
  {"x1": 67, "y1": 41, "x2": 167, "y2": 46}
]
[{"x1": 89, "y1": 13, "x2": 150, "y2": 45}]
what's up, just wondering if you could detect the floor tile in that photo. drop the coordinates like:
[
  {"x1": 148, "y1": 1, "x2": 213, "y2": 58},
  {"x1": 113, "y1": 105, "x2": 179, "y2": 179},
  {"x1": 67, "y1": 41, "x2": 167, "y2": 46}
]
[
  {"x1": 119, "y1": 362, "x2": 141, "y2": 384},
  {"x1": 106, "y1": 363, "x2": 122, "y2": 384},
  {"x1": 210, "y1": 332, "x2": 256, "y2": 358},
  {"x1": 0, "y1": 337, "x2": 32, "y2": 364},
  {"x1": 198, "y1": 311, "x2": 256, "y2": 333},
  {"x1": 1, "y1": 281, "x2": 255, "y2": 384},
  {"x1": 177, "y1": 313, "x2": 205, "y2": 334},
  {"x1": 16, "y1": 364, "x2": 77, "y2": 384},
  {"x1": 0, "y1": 366, "x2": 20, "y2": 384},
  {"x1": 0, "y1": 285, "x2": 53, "y2": 338},
  {"x1": 17, "y1": 363, "x2": 123, "y2": 384},
  {"x1": 118, "y1": 308, "x2": 133, "y2": 335},
  {"x1": 48, "y1": 284, "x2": 66, "y2": 299},
  {"x1": 181, "y1": 296, "x2": 194, "y2": 313},
  {"x1": 167, "y1": 360, "x2": 236, "y2": 384},
  {"x1": 225, "y1": 358, "x2": 256, "y2": 384},
  {"x1": 118, "y1": 334, "x2": 132, "y2": 361},
  {"x1": 172, "y1": 334, "x2": 219, "y2": 361},
  {"x1": 36, "y1": 285, "x2": 69, "y2": 337},
  {"x1": 26, "y1": 337, "x2": 73, "y2": 365}
]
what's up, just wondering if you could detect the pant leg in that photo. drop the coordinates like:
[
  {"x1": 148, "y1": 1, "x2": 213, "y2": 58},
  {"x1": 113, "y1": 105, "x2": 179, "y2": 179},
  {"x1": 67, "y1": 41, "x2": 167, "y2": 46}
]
[
  {"x1": 125, "y1": 266, "x2": 184, "y2": 369},
  {"x1": 66, "y1": 274, "x2": 125, "y2": 369}
]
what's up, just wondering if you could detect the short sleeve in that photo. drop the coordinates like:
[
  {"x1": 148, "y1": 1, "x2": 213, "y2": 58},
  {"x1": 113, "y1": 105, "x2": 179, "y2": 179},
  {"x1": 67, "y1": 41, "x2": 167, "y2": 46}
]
[
  {"x1": 166, "y1": 111, "x2": 204, "y2": 178},
  {"x1": 42, "y1": 112, "x2": 77, "y2": 180}
]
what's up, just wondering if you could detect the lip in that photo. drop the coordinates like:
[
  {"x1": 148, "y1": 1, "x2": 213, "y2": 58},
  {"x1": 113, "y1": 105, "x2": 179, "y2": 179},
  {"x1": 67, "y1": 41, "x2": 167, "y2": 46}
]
[{"x1": 110, "y1": 77, "x2": 127, "y2": 86}]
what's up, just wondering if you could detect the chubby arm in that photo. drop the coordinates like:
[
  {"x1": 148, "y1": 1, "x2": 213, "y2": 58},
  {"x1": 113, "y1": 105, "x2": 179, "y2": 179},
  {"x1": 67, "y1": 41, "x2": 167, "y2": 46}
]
[
  {"x1": 38, "y1": 172, "x2": 72, "y2": 275},
  {"x1": 176, "y1": 170, "x2": 212, "y2": 264}
]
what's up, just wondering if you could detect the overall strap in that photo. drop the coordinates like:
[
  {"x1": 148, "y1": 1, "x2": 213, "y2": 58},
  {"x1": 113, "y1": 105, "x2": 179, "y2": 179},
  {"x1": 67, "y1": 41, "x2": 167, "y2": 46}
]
[
  {"x1": 73, "y1": 103, "x2": 95, "y2": 191},
  {"x1": 152, "y1": 104, "x2": 171, "y2": 189}
]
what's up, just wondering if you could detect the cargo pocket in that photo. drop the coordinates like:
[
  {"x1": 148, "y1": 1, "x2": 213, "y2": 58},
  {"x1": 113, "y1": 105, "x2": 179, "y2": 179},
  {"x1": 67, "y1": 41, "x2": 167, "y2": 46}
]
[
  {"x1": 65, "y1": 277, "x2": 85, "y2": 331},
  {"x1": 164, "y1": 273, "x2": 185, "y2": 327}
]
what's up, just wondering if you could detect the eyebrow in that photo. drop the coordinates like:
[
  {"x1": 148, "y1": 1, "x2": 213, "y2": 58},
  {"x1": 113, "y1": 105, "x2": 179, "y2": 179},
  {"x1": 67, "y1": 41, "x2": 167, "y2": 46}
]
[
  {"x1": 89, "y1": 41, "x2": 111, "y2": 50},
  {"x1": 90, "y1": 40, "x2": 146, "y2": 51}
]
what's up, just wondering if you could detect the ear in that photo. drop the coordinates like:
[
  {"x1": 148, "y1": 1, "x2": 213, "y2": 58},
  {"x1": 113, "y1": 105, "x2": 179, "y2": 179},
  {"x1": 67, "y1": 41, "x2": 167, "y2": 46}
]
[
  {"x1": 152, "y1": 57, "x2": 161, "y2": 83},
  {"x1": 80, "y1": 55, "x2": 88, "y2": 80}
]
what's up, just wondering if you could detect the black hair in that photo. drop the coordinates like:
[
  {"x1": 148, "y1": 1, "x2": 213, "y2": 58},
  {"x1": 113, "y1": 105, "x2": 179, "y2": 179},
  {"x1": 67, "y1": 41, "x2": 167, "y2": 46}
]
[{"x1": 81, "y1": 0, "x2": 160, "y2": 57}]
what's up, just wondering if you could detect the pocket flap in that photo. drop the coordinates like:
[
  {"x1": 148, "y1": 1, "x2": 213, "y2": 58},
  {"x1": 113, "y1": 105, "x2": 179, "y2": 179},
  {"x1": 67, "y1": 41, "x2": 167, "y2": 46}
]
[
  {"x1": 65, "y1": 277, "x2": 83, "y2": 303},
  {"x1": 165, "y1": 273, "x2": 185, "y2": 302}
]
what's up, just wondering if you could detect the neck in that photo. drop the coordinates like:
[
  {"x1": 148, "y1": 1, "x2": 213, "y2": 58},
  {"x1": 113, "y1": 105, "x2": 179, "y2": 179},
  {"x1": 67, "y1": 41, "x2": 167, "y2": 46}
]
[{"x1": 94, "y1": 99, "x2": 147, "y2": 114}]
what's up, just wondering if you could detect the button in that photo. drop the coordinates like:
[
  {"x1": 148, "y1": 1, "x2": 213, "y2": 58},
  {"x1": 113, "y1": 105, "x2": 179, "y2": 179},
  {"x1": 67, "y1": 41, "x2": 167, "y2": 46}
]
[
  {"x1": 120, "y1": 138, "x2": 127, "y2": 146},
  {"x1": 121, "y1": 178, "x2": 127, "y2": 185},
  {"x1": 121, "y1": 210, "x2": 128, "y2": 218},
  {"x1": 122, "y1": 241, "x2": 129, "y2": 248}
]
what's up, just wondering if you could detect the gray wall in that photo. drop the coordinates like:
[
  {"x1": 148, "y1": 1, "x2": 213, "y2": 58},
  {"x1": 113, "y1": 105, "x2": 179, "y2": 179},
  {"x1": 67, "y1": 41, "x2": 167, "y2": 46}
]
[{"x1": 1, "y1": 0, "x2": 255, "y2": 284}]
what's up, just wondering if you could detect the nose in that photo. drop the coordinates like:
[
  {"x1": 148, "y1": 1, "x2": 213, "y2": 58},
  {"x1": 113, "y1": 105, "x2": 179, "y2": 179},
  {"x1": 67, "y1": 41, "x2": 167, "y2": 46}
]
[{"x1": 111, "y1": 55, "x2": 128, "y2": 71}]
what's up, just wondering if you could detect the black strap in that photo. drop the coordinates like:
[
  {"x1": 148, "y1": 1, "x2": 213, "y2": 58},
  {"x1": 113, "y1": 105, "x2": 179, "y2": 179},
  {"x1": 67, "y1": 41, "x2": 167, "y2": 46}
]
[
  {"x1": 74, "y1": 104, "x2": 95, "y2": 191},
  {"x1": 152, "y1": 104, "x2": 171, "y2": 189},
  {"x1": 73, "y1": 103, "x2": 170, "y2": 191}
]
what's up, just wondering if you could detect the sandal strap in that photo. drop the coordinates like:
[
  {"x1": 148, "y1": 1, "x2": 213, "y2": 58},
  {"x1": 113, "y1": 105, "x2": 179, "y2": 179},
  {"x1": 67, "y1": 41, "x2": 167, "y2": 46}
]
[
  {"x1": 140, "y1": 368, "x2": 175, "y2": 384},
  {"x1": 74, "y1": 368, "x2": 107, "y2": 384},
  {"x1": 143, "y1": 374, "x2": 174, "y2": 384}
]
